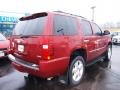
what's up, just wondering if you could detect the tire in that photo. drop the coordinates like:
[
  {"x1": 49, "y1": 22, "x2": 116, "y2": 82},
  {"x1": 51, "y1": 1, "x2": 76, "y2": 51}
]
[
  {"x1": 101, "y1": 45, "x2": 112, "y2": 68},
  {"x1": 105, "y1": 45, "x2": 112, "y2": 61},
  {"x1": 68, "y1": 55, "x2": 85, "y2": 86}
]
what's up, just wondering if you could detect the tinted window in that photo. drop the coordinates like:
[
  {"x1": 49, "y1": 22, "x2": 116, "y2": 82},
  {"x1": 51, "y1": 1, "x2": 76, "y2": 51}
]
[
  {"x1": 81, "y1": 20, "x2": 92, "y2": 36},
  {"x1": 67, "y1": 17, "x2": 78, "y2": 35},
  {"x1": 91, "y1": 23, "x2": 102, "y2": 35},
  {"x1": 54, "y1": 15, "x2": 78, "y2": 35},
  {"x1": 13, "y1": 16, "x2": 47, "y2": 35}
]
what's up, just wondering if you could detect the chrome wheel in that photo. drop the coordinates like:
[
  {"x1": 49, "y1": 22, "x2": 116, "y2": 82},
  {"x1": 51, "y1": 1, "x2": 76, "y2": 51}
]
[
  {"x1": 108, "y1": 46, "x2": 112, "y2": 60},
  {"x1": 72, "y1": 60, "x2": 84, "y2": 82}
]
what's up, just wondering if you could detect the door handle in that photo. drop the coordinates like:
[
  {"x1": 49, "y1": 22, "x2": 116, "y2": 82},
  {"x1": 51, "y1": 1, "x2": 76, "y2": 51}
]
[{"x1": 84, "y1": 40, "x2": 89, "y2": 42}]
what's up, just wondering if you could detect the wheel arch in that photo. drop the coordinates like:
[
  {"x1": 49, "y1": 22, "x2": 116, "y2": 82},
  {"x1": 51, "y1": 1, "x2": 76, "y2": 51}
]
[
  {"x1": 108, "y1": 42, "x2": 112, "y2": 46},
  {"x1": 70, "y1": 48, "x2": 87, "y2": 65}
]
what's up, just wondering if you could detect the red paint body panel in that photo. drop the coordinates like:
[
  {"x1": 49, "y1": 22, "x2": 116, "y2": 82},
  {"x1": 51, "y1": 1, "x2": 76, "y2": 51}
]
[
  {"x1": 0, "y1": 40, "x2": 9, "y2": 49},
  {"x1": 0, "y1": 40, "x2": 9, "y2": 58},
  {"x1": 12, "y1": 57, "x2": 69, "y2": 78}
]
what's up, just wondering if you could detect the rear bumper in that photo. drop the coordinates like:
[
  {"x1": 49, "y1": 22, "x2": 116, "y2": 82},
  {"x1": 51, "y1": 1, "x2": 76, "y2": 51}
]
[
  {"x1": 8, "y1": 54, "x2": 39, "y2": 70},
  {"x1": 8, "y1": 54, "x2": 69, "y2": 78}
]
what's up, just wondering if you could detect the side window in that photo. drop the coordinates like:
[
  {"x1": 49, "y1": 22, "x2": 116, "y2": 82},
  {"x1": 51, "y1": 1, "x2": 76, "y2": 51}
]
[
  {"x1": 53, "y1": 15, "x2": 78, "y2": 35},
  {"x1": 81, "y1": 20, "x2": 92, "y2": 36},
  {"x1": 91, "y1": 23, "x2": 102, "y2": 35},
  {"x1": 67, "y1": 17, "x2": 78, "y2": 35}
]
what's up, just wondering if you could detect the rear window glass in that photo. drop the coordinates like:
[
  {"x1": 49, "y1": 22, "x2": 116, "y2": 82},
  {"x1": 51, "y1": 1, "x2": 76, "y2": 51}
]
[{"x1": 13, "y1": 16, "x2": 47, "y2": 35}]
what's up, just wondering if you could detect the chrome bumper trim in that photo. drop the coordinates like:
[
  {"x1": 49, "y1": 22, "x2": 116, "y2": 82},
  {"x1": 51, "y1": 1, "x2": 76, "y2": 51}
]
[{"x1": 8, "y1": 54, "x2": 39, "y2": 70}]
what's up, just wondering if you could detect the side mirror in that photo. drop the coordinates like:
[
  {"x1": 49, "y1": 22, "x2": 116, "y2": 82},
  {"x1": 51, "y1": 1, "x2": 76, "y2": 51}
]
[{"x1": 103, "y1": 30, "x2": 110, "y2": 35}]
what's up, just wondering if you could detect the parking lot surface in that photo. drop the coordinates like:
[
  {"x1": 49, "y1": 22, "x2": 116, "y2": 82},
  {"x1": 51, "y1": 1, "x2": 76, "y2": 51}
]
[{"x1": 0, "y1": 45, "x2": 120, "y2": 90}]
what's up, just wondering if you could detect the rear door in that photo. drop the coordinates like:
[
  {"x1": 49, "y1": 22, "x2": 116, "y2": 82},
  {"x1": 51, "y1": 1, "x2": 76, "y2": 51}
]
[
  {"x1": 52, "y1": 14, "x2": 79, "y2": 60},
  {"x1": 81, "y1": 20, "x2": 97, "y2": 62}
]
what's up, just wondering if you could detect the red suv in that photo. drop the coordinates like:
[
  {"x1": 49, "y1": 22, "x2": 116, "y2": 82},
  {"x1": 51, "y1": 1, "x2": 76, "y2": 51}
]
[
  {"x1": 8, "y1": 11, "x2": 112, "y2": 86},
  {"x1": 0, "y1": 33, "x2": 9, "y2": 59}
]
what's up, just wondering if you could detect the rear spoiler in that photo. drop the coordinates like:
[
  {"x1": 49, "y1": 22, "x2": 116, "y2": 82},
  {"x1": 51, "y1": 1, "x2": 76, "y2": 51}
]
[{"x1": 19, "y1": 12, "x2": 48, "y2": 21}]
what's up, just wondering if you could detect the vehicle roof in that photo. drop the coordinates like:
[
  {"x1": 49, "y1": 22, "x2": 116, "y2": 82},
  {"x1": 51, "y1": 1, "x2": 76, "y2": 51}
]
[
  {"x1": 52, "y1": 11, "x2": 87, "y2": 19},
  {"x1": 19, "y1": 11, "x2": 88, "y2": 21}
]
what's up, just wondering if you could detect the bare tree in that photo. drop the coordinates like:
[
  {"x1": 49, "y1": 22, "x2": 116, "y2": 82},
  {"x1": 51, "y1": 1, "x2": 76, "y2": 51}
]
[{"x1": 102, "y1": 22, "x2": 115, "y2": 29}]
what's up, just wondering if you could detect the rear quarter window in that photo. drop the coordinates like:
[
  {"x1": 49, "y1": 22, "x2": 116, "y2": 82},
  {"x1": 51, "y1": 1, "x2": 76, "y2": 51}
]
[{"x1": 53, "y1": 15, "x2": 78, "y2": 35}]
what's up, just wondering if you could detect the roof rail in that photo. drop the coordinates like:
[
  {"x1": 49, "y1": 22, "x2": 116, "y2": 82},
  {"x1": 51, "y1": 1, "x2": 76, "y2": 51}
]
[{"x1": 54, "y1": 11, "x2": 86, "y2": 19}]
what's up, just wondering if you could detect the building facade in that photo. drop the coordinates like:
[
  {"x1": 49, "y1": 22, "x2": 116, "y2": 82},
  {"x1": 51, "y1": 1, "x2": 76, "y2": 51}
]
[{"x1": 0, "y1": 16, "x2": 18, "y2": 37}]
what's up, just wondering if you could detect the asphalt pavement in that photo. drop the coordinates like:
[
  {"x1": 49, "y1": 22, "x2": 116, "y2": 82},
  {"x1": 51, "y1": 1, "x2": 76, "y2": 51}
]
[{"x1": 0, "y1": 45, "x2": 120, "y2": 90}]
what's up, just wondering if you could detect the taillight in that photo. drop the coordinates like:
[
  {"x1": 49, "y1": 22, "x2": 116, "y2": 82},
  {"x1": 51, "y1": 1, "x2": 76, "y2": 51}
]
[
  {"x1": 42, "y1": 44, "x2": 53, "y2": 60},
  {"x1": 9, "y1": 40, "x2": 14, "y2": 54},
  {"x1": 12, "y1": 42, "x2": 15, "y2": 47}
]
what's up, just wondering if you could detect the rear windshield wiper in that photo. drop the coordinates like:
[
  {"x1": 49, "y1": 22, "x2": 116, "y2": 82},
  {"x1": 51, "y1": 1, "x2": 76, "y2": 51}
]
[
  {"x1": 20, "y1": 35, "x2": 37, "y2": 38},
  {"x1": 20, "y1": 35, "x2": 30, "y2": 38},
  {"x1": 57, "y1": 28, "x2": 64, "y2": 35}
]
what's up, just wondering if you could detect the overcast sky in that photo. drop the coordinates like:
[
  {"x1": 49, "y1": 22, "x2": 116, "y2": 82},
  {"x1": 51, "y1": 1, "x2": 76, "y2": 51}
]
[{"x1": 0, "y1": 0, "x2": 119, "y2": 25}]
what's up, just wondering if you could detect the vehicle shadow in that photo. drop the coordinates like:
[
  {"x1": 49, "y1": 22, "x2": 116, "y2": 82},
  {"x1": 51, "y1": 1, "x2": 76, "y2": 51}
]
[{"x1": 18, "y1": 61, "x2": 110, "y2": 90}]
